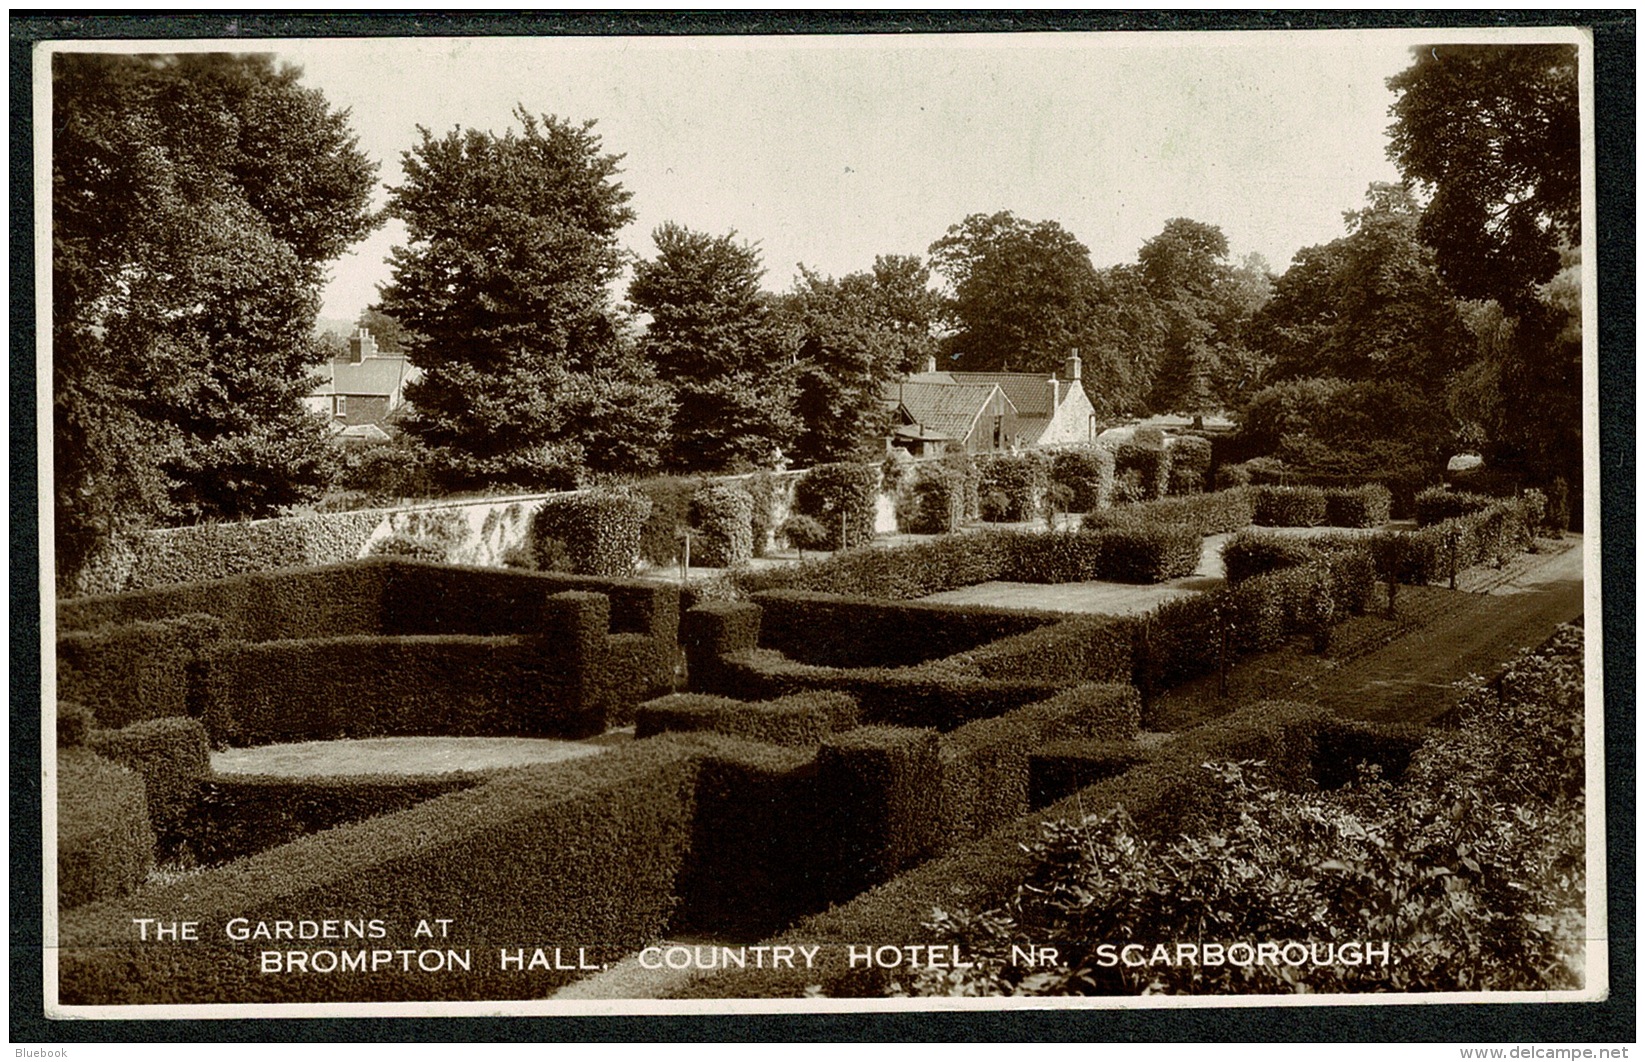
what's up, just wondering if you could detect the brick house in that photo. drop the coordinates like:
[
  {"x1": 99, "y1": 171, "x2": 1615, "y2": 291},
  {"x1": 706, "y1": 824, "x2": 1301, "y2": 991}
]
[{"x1": 306, "y1": 328, "x2": 420, "y2": 442}]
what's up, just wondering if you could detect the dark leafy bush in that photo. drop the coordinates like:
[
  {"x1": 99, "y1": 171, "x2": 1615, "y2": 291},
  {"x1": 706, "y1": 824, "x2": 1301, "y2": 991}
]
[
  {"x1": 87, "y1": 717, "x2": 211, "y2": 835},
  {"x1": 976, "y1": 453, "x2": 1049, "y2": 523},
  {"x1": 948, "y1": 617, "x2": 1135, "y2": 686},
  {"x1": 1084, "y1": 487, "x2": 1255, "y2": 537},
  {"x1": 793, "y1": 462, "x2": 878, "y2": 549},
  {"x1": 779, "y1": 514, "x2": 830, "y2": 554},
  {"x1": 1323, "y1": 484, "x2": 1392, "y2": 527},
  {"x1": 634, "y1": 476, "x2": 700, "y2": 567},
  {"x1": 1221, "y1": 532, "x2": 1319, "y2": 585},
  {"x1": 57, "y1": 701, "x2": 95, "y2": 747},
  {"x1": 1415, "y1": 487, "x2": 1496, "y2": 527},
  {"x1": 1166, "y1": 435, "x2": 1212, "y2": 495},
  {"x1": 1050, "y1": 447, "x2": 1115, "y2": 513},
  {"x1": 1253, "y1": 485, "x2": 1327, "y2": 527},
  {"x1": 744, "y1": 472, "x2": 779, "y2": 557},
  {"x1": 533, "y1": 489, "x2": 652, "y2": 577},
  {"x1": 816, "y1": 727, "x2": 943, "y2": 898},
  {"x1": 636, "y1": 691, "x2": 859, "y2": 746},
  {"x1": 690, "y1": 484, "x2": 755, "y2": 568},
  {"x1": 901, "y1": 464, "x2": 964, "y2": 534},
  {"x1": 336, "y1": 441, "x2": 437, "y2": 502},
  {"x1": 58, "y1": 749, "x2": 154, "y2": 911},
  {"x1": 1113, "y1": 443, "x2": 1171, "y2": 501}
]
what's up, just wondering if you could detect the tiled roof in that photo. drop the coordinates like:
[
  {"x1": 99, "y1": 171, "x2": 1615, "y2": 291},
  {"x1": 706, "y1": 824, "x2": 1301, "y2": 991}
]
[
  {"x1": 894, "y1": 381, "x2": 1012, "y2": 442},
  {"x1": 947, "y1": 372, "x2": 1059, "y2": 417},
  {"x1": 311, "y1": 355, "x2": 415, "y2": 398}
]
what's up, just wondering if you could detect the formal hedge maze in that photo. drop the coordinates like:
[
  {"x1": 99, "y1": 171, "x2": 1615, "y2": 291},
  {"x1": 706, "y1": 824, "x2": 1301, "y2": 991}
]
[{"x1": 52, "y1": 485, "x2": 1554, "y2": 1003}]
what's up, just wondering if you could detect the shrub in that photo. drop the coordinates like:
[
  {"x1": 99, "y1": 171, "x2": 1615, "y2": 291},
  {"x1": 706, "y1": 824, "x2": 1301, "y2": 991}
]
[
  {"x1": 1415, "y1": 487, "x2": 1496, "y2": 527},
  {"x1": 1221, "y1": 532, "x2": 1319, "y2": 585},
  {"x1": 680, "y1": 601, "x2": 764, "y2": 691},
  {"x1": 901, "y1": 463, "x2": 966, "y2": 534},
  {"x1": 636, "y1": 691, "x2": 859, "y2": 746},
  {"x1": 533, "y1": 489, "x2": 652, "y2": 577},
  {"x1": 87, "y1": 717, "x2": 211, "y2": 836},
  {"x1": 1323, "y1": 484, "x2": 1392, "y2": 527},
  {"x1": 1050, "y1": 447, "x2": 1116, "y2": 513},
  {"x1": 1029, "y1": 740, "x2": 1152, "y2": 809},
  {"x1": 976, "y1": 453, "x2": 1048, "y2": 523},
  {"x1": 1545, "y1": 477, "x2": 1570, "y2": 533},
  {"x1": 58, "y1": 749, "x2": 154, "y2": 911},
  {"x1": 816, "y1": 727, "x2": 943, "y2": 899},
  {"x1": 56, "y1": 613, "x2": 225, "y2": 729},
  {"x1": 604, "y1": 634, "x2": 679, "y2": 726},
  {"x1": 365, "y1": 532, "x2": 448, "y2": 562},
  {"x1": 950, "y1": 617, "x2": 1135, "y2": 686},
  {"x1": 57, "y1": 739, "x2": 709, "y2": 1003},
  {"x1": 690, "y1": 484, "x2": 755, "y2": 568},
  {"x1": 778, "y1": 514, "x2": 830, "y2": 555},
  {"x1": 634, "y1": 476, "x2": 700, "y2": 567},
  {"x1": 1253, "y1": 485, "x2": 1327, "y2": 527},
  {"x1": 57, "y1": 701, "x2": 95, "y2": 747},
  {"x1": 1113, "y1": 444, "x2": 1171, "y2": 501},
  {"x1": 744, "y1": 472, "x2": 779, "y2": 557},
  {"x1": 750, "y1": 591, "x2": 1057, "y2": 669},
  {"x1": 793, "y1": 462, "x2": 878, "y2": 549},
  {"x1": 1166, "y1": 435, "x2": 1212, "y2": 495},
  {"x1": 1083, "y1": 487, "x2": 1255, "y2": 537}
]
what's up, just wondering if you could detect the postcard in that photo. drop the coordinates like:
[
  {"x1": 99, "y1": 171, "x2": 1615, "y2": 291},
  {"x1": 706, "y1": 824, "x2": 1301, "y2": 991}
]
[{"x1": 31, "y1": 20, "x2": 1608, "y2": 1022}]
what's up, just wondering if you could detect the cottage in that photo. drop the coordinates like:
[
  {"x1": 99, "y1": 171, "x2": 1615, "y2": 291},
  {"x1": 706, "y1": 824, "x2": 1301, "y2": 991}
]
[
  {"x1": 883, "y1": 351, "x2": 1099, "y2": 456},
  {"x1": 305, "y1": 328, "x2": 421, "y2": 442}
]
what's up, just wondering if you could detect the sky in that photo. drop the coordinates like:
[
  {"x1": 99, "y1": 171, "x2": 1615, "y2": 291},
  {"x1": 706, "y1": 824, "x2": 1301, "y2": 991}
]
[{"x1": 66, "y1": 28, "x2": 1572, "y2": 323}]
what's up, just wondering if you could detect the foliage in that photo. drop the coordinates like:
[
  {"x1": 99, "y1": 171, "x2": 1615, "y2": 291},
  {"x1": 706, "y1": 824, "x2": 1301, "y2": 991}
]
[
  {"x1": 780, "y1": 256, "x2": 940, "y2": 464},
  {"x1": 1238, "y1": 377, "x2": 1351, "y2": 453},
  {"x1": 779, "y1": 515, "x2": 830, "y2": 555},
  {"x1": 336, "y1": 440, "x2": 438, "y2": 503},
  {"x1": 533, "y1": 489, "x2": 652, "y2": 577},
  {"x1": 629, "y1": 223, "x2": 797, "y2": 471},
  {"x1": 1415, "y1": 487, "x2": 1496, "y2": 527},
  {"x1": 976, "y1": 453, "x2": 1049, "y2": 523},
  {"x1": 901, "y1": 463, "x2": 968, "y2": 534},
  {"x1": 58, "y1": 749, "x2": 155, "y2": 910},
  {"x1": 912, "y1": 626, "x2": 1585, "y2": 995},
  {"x1": 1166, "y1": 435, "x2": 1212, "y2": 495},
  {"x1": 1050, "y1": 447, "x2": 1116, "y2": 513},
  {"x1": 690, "y1": 484, "x2": 756, "y2": 568},
  {"x1": 1253, "y1": 485, "x2": 1327, "y2": 527},
  {"x1": 52, "y1": 53, "x2": 380, "y2": 585},
  {"x1": 380, "y1": 109, "x2": 670, "y2": 490},
  {"x1": 793, "y1": 463, "x2": 879, "y2": 549},
  {"x1": 1112, "y1": 444, "x2": 1172, "y2": 501}
]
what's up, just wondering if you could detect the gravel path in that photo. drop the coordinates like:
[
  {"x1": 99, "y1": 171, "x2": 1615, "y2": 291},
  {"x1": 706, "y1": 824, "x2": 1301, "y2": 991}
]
[{"x1": 211, "y1": 735, "x2": 607, "y2": 777}]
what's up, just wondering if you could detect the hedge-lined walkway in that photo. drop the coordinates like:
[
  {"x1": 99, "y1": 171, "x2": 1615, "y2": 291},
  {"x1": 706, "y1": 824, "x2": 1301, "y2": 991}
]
[{"x1": 1147, "y1": 536, "x2": 1583, "y2": 730}]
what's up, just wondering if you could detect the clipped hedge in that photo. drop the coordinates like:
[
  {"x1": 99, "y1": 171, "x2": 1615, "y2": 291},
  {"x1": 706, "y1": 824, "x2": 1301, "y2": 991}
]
[
  {"x1": 1253, "y1": 485, "x2": 1328, "y2": 527},
  {"x1": 1029, "y1": 739, "x2": 1153, "y2": 808},
  {"x1": 1378, "y1": 495, "x2": 1539, "y2": 586},
  {"x1": 58, "y1": 749, "x2": 154, "y2": 911},
  {"x1": 86, "y1": 717, "x2": 211, "y2": 836},
  {"x1": 634, "y1": 476, "x2": 700, "y2": 567},
  {"x1": 69, "y1": 510, "x2": 386, "y2": 597},
  {"x1": 680, "y1": 600, "x2": 763, "y2": 692},
  {"x1": 57, "y1": 738, "x2": 709, "y2": 1004},
  {"x1": 1166, "y1": 435, "x2": 1212, "y2": 495},
  {"x1": 1084, "y1": 487, "x2": 1255, "y2": 537},
  {"x1": 690, "y1": 484, "x2": 755, "y2": 568},
  {"x1": 940, "y1": 684, "x2": 1140, "y2": 845},
  {"x1": 1415, "y1": 487, "x2": 1497, "y2": 527},
  {"x1": 947, "y1": 617, "x2": 1134, "y2": 686},
  {"x1": 1114, "y1": 443, "x2": 1172, "y2": 501},
  {"x1": 902, "y1": 462, "x2": 967, "y2": 535},
  {"x1": 636, "y1": 691, "x2": 859, "y2": 746},
  {"x1": 793, "y1": 462, "x2": 879, "y2": 550},
  {"x1": 1220, "y1": 532, "x2": 1320, "y2": 585},
  {"x1": 56, "y1": 613, "x2": 224, "y2": 728},
  {"x1": 605, "y1": 633, "x2": 679, "y2": 727},
  {"x1": 533, "y1": 489, "x2": 652, "y2": 577},
  {"x1": 172, "y1": 772, "x2": 483, "y2": 869},
  {"x1": 977, "y1": 453, "x2": 1048, "y2": 523},
  {"x1": 381, "y1": 560, "x2": 680, "y2": 642},
  {"x1": 816, "y1": 726, "x2": 943, "y2": 899},
  {"x1": 749, "y1": 591, "x2": 1057, "y2": 669},
  {"x1": 1323, "y1": 484, "x2": 1392, "y2": 528},
  {"x1": 1050, "y1": 447, "x2": 1116, "y2": 513}
]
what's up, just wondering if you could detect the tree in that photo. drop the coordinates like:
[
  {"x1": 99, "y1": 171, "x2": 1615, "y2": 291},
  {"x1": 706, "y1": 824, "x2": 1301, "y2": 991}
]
[
  {"x1": 777, "y1": 255, "x2": 940, "y2": 465},
  {"x1": 379, "y1": 110, "x2": 671, "y2": 488},
  {"x1": 628, "y1": 223, "x2": 796, "y2": 472},
  {"x1": 1387, "y1": 44, "x2": 1583, "y2": 511},
  {"x1": 53, "y1": 52, "x2": 379, "y2": 583},
  {"x1": 928, "y1": 211, "x2": 1100, "y2": 373}
]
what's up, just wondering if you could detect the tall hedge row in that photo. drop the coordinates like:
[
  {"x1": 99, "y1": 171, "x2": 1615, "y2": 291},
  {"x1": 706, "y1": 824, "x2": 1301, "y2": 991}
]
[
  {"x1": 1050, "y1": 447, "x2": 1116, "y2": 513},
  {"x1": 1414, "y1": 487, "x2": 1498, "y2": 527},
  {"x1": 815, "y1": 727, "x2": 943, "y2": 899},
  {"x1": 794, "y1": 463, "x2": 879, "y2": 550},
  {"x1": 86, "y1": 717, "x2": 211, "y2": 836},
  {"x1": 976, "y1": 453, "x2": 1049, "y2": 523},
  {"x1": 1324, "y1": 484, "x2": 1392, "y2": 528},
  {"x1": 58, "y1": 739, "x2": 709, "y2": 1003},
  {"x1": 1253, "y1": 485, "x2": 1328, "y2": 527},
  {"x1": 901, "y1": 462, "x2": 968, "y2": 534},
  {"x1": 1084, "y1": 487, "x2": 1256, "y2": 537},
  {"x1": 58, "y1": 749, "x2": 155, "y2": 911},
  {"x1": 56, "y1": 614, "x2": 223, "y2": 728}
]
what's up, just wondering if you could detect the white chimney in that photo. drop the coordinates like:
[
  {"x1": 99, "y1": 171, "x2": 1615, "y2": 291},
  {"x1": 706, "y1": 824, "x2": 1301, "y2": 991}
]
[{"x1": 923, "y1": 354, "x2": 938, "y2": 374}]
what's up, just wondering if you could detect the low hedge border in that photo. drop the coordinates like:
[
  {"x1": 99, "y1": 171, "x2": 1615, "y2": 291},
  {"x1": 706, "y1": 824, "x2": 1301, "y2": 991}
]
[
  {"x1": 749, "y1": 591, "x2": 1058, "y2": 669},
  {"x1": 1324, "y1": 484, "x2": 1392, "y2": 528},
  {"x1": 636, "y1": 691, "x2": 860, "y2": 747},
  {"x1": 58, "y1": 749, "x2": 155, "y2": 911},
  {"x1": 1373, "y1": 495, "x2": 1541, "y2": 586},
  {"x1": 58, "y1": 736, "x2": 711, "y2": 1004},
  {"x1": 86, "y1": 717, "x2": 211, "y2": 836},
  {"x1": 815, "y1": 726, "x2": 944, "y2": 900},
  {"x1": 939, "y1": 684, "x2": 1139, "y2": 845},
  {"x1": 1414, "y1": 487, "x2": 1497, "y2": 527},
  {"x1": 943, "y1": 616, "x2": 1134, "y2": 686},
  {"x1": 1083, "y1": 487, "x2": 1255, "y2": 537},
  {"x1": 667, "y1": 700, "x2": 1423, "y2": 999},
  {"x1": 1253, "y1": 485, "x2": 1327, "y2": 527},
  {"x1": 56, "y1": 613, "x2": 224, "y2": 729}
]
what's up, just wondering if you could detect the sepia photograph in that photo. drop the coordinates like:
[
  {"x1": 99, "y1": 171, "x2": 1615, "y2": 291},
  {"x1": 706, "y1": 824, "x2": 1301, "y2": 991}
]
[{"x1": 27, "y1": 17, "x2": 1612, "y2": 1027}]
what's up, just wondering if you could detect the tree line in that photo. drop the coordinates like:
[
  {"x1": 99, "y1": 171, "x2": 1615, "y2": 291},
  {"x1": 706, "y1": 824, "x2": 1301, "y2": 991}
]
[{"x1": 52, "y1": 44, "x2": 1582, "y2": 586}]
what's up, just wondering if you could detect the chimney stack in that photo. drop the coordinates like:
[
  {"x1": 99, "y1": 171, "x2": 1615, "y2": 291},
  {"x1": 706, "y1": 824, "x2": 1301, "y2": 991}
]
[
  {"x1": 1062, "y1": 348, "x2": 1082, "y2": 382},
  {"x1": 923, "y1": 354, "x2": 938, "y2": 374},
  {"x1": 349, "y1": 327, "x2": 378, "y2": 364}
]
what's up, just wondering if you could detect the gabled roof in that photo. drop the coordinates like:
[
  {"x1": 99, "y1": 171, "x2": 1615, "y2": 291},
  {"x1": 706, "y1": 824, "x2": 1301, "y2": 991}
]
[
  {"x1": 946, "y1": 372, "x2": 1057, "y2": 417},
  {"x1": 311, "y1": 354, "x2": 416, "y2": 398},
  {"x1": 894, "y1": 381, "x2": 1013, "y2": 442}
]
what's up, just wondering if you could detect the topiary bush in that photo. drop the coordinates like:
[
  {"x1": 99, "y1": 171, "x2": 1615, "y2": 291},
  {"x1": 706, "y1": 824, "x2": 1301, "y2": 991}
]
[
  {"x1": 690, "y1": 484, "x2": 755, "y2": 568},
  {"x1": 902, "y1": 463, "x2": 967, "y2": 534},
  {"x1": 1166, "y1": 435, "x2": 1212, "y2": 495},
  {"x1": 87, "y1": 717, "x2": 211, "y2": 836},
  {"x1": 533, "y1": 489, "x2": 652, "y2": 577},
  {"x1": 976, "y1": 453, "x2": 1048, "y2": 523},
  {"x1": 1415, "y1": 487, "x2": 1496, "y2": 527},
  {"x1": 1323, "y1": 484, "x2": 1392, "y2": 528},
  {"x1": 56, "y1": 613, "x2": 225, "y2": 729},
  {"x1": 778, "y1": 514, "x2": 830, "y2": 556},
  {"x1": 793, "y1": 463, "x2": 878, "y2": 550},
  {"x1": 1253, "y1": 485, "x2": 1327, "y2": 527},
  {"x1": 634, "y1": 476, "x2": 700, "y2": 567},
  {"x1": 1113, "y1": 443, "x2": 1172, "y2": 501},
  {"x1": 58, "y1": 749, "x2": 155, "y2": 911},
  {"x1": 1050, "y1": 447, "x2": 1115, "y2": 513}
]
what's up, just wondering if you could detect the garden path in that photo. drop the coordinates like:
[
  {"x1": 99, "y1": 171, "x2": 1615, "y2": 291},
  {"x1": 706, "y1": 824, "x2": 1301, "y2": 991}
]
[{"x1": 210, "y1": 735, "x2": 606, "y2": 777}]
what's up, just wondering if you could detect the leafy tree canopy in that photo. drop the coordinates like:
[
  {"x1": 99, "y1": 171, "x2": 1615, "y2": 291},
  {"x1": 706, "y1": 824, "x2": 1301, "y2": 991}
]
[
  {"x1": 628, "y1": 223, "x2": 796, "y2": 472},
  {"x1": 53, "y1": 52, "x2": 380, "y2": 583},
  {"x1": 380, "y1": 109, "x2": 671, "y2": 487}
]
